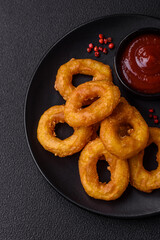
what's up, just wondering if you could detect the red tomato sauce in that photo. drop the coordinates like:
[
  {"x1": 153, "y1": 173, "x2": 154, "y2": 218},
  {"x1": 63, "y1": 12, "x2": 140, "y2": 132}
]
[{"x1": 120, "y1": 34, "x2": 160, "y2": 94}]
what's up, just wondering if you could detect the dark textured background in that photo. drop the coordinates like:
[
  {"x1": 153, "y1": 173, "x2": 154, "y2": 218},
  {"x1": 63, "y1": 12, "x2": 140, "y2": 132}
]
[{"x1": 1, "y1": 1, "x2": 160, "y2": 239}]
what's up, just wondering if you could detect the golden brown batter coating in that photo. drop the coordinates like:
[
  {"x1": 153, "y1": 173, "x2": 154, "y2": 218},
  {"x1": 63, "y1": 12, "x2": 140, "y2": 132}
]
[
  {"x1": 100, "y1": 97, "x2": 149, "y2": 159},
  {"x1": 64, "y1": 80, "x2": 120, "y2": 127},
  {"x1": 54, "y1": 58, "x2": 112, "y2": 100},
  {"x1": 37, "y1": 105, "x2": 93, "y2": 157},
  {"x1": 79, "y1": 138, "x2": 129, "y2": 201},
  {"x1": 129, "y1": 127, "x2": 160, "y2": 193}
]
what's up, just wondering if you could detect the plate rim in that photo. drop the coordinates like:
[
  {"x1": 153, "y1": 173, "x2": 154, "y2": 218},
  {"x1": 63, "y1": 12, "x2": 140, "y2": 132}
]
[{"x1": 24, "y1": 13, "x2": 160, "y2": 219}]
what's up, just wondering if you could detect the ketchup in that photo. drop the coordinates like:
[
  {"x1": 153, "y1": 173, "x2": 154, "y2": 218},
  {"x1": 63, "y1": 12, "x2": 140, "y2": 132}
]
[{"x1": 120, "y1": 34, "x2": 160, "y2": 94}]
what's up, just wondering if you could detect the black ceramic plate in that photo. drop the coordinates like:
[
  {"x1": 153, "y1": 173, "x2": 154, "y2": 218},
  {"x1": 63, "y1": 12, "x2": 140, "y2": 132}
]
[{"x1": 25, "y1": 14, "x2": 160, "y2": 218}]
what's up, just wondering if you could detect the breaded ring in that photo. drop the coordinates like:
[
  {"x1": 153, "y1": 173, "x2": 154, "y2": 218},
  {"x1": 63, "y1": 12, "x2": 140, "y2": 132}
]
[
  {"x1": 54, "y1": 58, "x2": 112, "y2": 100},
  {"x1": 100, "y1": 97, "x2": 149, "y2": 159},
  {"x1": 64, "y1": 80, "x2": 120, "y2": 127},
  {"x1": 79, "y1": 138, "x2": 129, "y2": 201},
  {"x1": 37, "y1": 105, "x2": 93, "y2": 157},
  {"x1": 129, "y1": 127, "x2": 160, "y2": 193}
]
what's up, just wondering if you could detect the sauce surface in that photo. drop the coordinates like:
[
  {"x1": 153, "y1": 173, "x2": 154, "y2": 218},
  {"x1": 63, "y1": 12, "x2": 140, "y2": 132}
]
[{"x1": 120, "y1": 33, "x2": 160, "y2": 94}]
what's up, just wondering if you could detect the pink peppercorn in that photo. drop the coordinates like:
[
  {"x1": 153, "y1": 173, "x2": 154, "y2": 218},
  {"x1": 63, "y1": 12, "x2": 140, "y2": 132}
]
[
  {"x1": 99, "y1": 39, "x2": 104, "y2": 44},
  {"x1": 87, "y1": 48, "x2": 92, "y2": 53},
  {"x1": 99, "y1": 46, "x2": 103, "y2": 51},
  {"x1": 95, "y1": 51, "x2": 100, "y2": 57},
  {"x1": 108, "y1": 43, "x2": 114, "y2": 49},
  {"x1": 107, "y1": 37, "x2": 112, "y2": 42},
  {"x1": 94, "y1": 46, "x2": 98, "y2": 51},
  {"x1": 154, "y1": 119, "x2": 159, "y2": 124},
  {"x1": 99, "y1": 34, "x2": 104, "y2": 39},
  {"x1": 104, "y1": 39, "x2": 108, "y2": 44},
  {"x1": 149, "y1": 108, "x2": 154, "y2": 113},
  {"x1": 103, "y1": 48, "x2": 108, "y2": 54},
  {"x1": 89, "y1": 43, "x2": 94, "y2": 49}
]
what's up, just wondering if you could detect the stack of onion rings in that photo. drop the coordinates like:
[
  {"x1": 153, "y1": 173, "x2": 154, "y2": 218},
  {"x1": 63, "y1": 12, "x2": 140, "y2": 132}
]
[{"x1": 37, "y1": 58, "x2": 158, "y2": 201}]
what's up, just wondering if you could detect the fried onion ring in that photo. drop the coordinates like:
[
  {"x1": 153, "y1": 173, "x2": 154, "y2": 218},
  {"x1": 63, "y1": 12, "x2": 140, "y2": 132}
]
[
  {"x1": 64, "y1": 80, "x2": 120, "y2": 127},
  {"x1": 54, "y1": 58, "x2": 112, "y2": 100},
  {"x1": 129, "y1": 127, "x2": 160, "y2": 193},
  {"x1": 37, "y1": 105, "x2": 93, "y2": 157},
  {"x1": 100, "y1": 97, "x2": 149, "y2": 159},
  {"x1": 79, "y1": 138, "x2": 129, "y2": 201}
]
